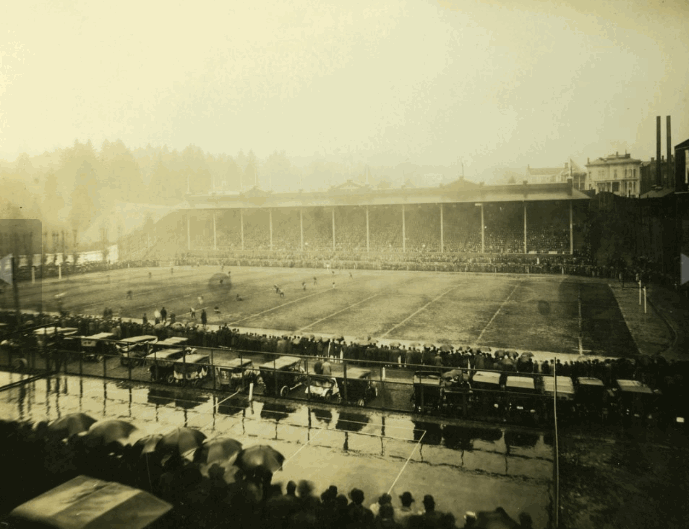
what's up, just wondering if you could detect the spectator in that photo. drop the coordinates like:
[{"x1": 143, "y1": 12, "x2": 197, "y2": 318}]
[
  {"x1": 419, "y1": 495, "x2": 443, "y2": 525},
  {"x1": 348, "y1": 488, "x2": 374, "y2": 528},
  {"x1": 370, "y1": 493, "x2": 392, "y2": 517},
  {"x1": 201, "y1": 309, "x2": 207, "y2": 328},
  {"x1": 397, "y1": 492, "x2": 415, "y2": 528},
  {"x1": 375, "y1": 504, "x2": 402, "y2": 529}
]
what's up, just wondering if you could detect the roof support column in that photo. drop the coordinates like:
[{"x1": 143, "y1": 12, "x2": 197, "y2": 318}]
[
  {"x1": 440, "y1": 204, "x2": 444, "y2": 253},
  {"x1": 300, "y1": 209, "x2": 304, "y2": 252},
  {"x1": 187, "y1": 212, "x2": 191, "y2": 251},
  {"x1": 332, "y1": 208, "x2": 336, "y2": 252},
  {"x1": 366, "y1": 206, "x2": 370, "y2": 253},
  {"x1": 240, "y1": 210, "x2": 244, "y2": 251},
  {"x1": 269, "y1": 209, "x2": 273, "y2": 251},
  {"x1": 523, "y1": 203, "x2": 527, "y2": 254},
  {"x1": 480, "y1": 204, "x2": 485, "y2": 254},
  {"x1": 402, "y1": 204, "x2": 406, "y2": 253},
  {"x1": 213, "y1": 211, "x2": 217, "y2": 251},
  {"x1": 569, "y1": 201, "x2": 574, "y2": 255}
]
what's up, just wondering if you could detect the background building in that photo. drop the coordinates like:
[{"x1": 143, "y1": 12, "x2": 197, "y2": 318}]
[{"x1": 585, "y1": 153, "x2": 642, "y2": 197}]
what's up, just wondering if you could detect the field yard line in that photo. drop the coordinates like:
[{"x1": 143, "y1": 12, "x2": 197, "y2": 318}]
[
  {"x1": 387, "y1": 430, "x2": 425, "y2": 495},
  {"x1": 380, "y1": 286, "x2": 460, "y2": 338},
  {"x1": 297, "y1": 293, "x2": 383, "y2": 332},
  {"x1": 227, "y1": 290, "x2": 324, "y2": 325},
  {"x1": 475, "y1": 281, "x2": 521, "y2": 344}
]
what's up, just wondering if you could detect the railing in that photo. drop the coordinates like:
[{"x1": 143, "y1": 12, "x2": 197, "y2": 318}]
[{"x1": 1, "y1": 339, "x2": 653, "y2": 429}]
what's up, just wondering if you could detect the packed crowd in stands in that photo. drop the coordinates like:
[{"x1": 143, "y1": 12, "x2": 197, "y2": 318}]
[{"x1": 0, "y1": 417, "x2": 532, "y2": 528}]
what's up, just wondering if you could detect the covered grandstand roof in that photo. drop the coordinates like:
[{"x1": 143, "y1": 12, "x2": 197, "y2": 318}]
[{"x1": 184, "y1": 179, "x2": 589, "y2": 210}]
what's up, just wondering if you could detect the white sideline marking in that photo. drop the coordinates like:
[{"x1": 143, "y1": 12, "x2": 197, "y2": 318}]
[
  {"x1": 228, "y1": 290, "x2": 325, "y2": 325},
  {"x1": 475, "y1": 281, "x2": 521, "y2": 344},
  {"x1": 387, "y1": 430, "x2": 425, "y2": 495},
  {"x1": 284, "y1": 427, "x2": 325, "y2": 464},
  {"x1": 380, "y1": 286, "x2": 459, "y2": 338},
  {"x1": 297, "y1": 293, "x2": 383, "y2": 332}
]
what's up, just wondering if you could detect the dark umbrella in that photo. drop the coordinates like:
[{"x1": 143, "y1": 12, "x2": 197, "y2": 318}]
[
  {"x1": 194, "y1": 437, "x2": 243, "y2": 465},
  {"x1": 236, "y1": 445, "x2": 285, "y2": 473},
  {"x1": 156, "y1": 427, "x2": 207, "y2": 457},
  {"x1": 520, "y1": 352, "x2": 534, "y2": 358},
  {"x1": 439, "y1": 345, "x2": 453, "y2": 352},
  {"x1": 134, "y1": 433, "x2": 164, "y2": 455},
  {"x1": 200, "y1": 459, "x2": 243, "y2": 484},
  {"x1": 171, "y1": 322, "x2": 184, "y2": 331},
  {"x1": 475, "y1": 508, "x2": 519, "y2": 528},
  {"x1": 83, "y1": 419, "x2": 138, "y2": 446},
  {"x1": 48, "y1": 413, "x2": 97, "y2": 439},
  {"x1": 154, "y1": 323, "x2": 165, "y2": 331}
]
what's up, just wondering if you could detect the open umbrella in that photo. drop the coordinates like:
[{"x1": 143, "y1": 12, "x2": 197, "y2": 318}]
[
  {"x1": 171, "y1": 322, "x2": 184, "y2": 331},
  {"x1": 83, "y1": 419, "x2": 138, "y2": 447},
  {"x1": 199, "y1": 459, "x2": 243, "y2": 485},
  {"x1": 48, "y1": 413, "x2": 97, "y2": 439},
  {"x1": 475, "y1": 508, "x2": 519, "y2": 528},
  {"x1": 236, "y1": 445, "x2": 285, "y2": 473},
  {"x1": 308, "y1": 334, "x2": 316, "y2": 340},
  {"x1": 187, "y1": 322, "x2": 197, "y2": 329},
  {"x1": 423, "y1": 343, "x2": 435, "y2": 349},
  {"x1": 439, "y1": 345, "x2": 453, "y2": 352},
  {"x1": 134, "y1": 433, "x2": 164, "y2": 455},
  {"x1": 10, "y1": 475, "x2": 172, "y2": 529},
  {"x1": 156, "y1": 427, "x2": 207, "y2": 456},
  {"x1": 154, "y1": 323, "x2": 165, "y2": 331},
  {"x1": 194, "y1": 437, "x2": 243, "y2": 465}
]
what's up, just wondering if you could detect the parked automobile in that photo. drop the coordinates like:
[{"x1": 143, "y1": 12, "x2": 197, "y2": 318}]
[
  {"x1": 215, "y1": 358, "x2": 258, "y2": 391},
  {"x1": 144, "y1": 348, "x2": 186, "y2": 383},
  {"x1": 117, "y1": 335, "x2": 158, "y2": 367},
  {"x1": 258, "y1": 356, "x2": 306, "y2": 398},
  {"x1": 173, "y1": 353, "x2": 211, "y2": 387},
  {"x1": 411, "y1": 371, "x2": 444, "y2": 413},
  {"x1": 336, "y1": 368, "x2": 378, "y2": 406}
]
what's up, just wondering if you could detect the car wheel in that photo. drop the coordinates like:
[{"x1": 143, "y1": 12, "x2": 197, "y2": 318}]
[
  {"x1": 280, "y1": 386, "x2": 290, "y2": 398},
  {"x1": 335, "y1": 394, "x2": 342, "y2": 404},
  {"x1": 165, "y1": 374, "x2": 175, "y2": 385},
  {"x1": 150, "y1": 371, "x2": 158, "y2": 382},
  {"x1": 357, "y1": 398, "x2": 366, "y2": 407}
]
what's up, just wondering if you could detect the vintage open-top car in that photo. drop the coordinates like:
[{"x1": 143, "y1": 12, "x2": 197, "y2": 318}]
[
  {"x1": 307, "y1": 375, "x2": 340, "y2": 402},
  {"x1": 614, "y1": 379, "x2": 661, "y2": 422},
  {"x1": 215, "y1": 358, "x2": 259, "y2": 391},
  {"x1": 505, "y1": 376, "x2": 540, "y2": 421},
  {"x1": 173, "y1": 353, "x2": 210, "y2": 387},
  {"x1": 411, "y1": 371, "x2": 444, "y2": 413},
  {"x1": 117, "y1": 335, "x2": 158, "y2": 367},
  {"x1": 258, "y1": 356, "x2": 306, "y2": 398},
  {"x1": 336, "y1": 368, "x2": 378, "y2": 406},
  {"x1": 144, "y1": 348, "x2": 186, "y2": 383}
]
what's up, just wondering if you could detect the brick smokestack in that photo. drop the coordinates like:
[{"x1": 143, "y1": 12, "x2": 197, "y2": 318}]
[
  {"x1": 667, "y1": 116, "x2": 672, "y2": 187},
  {"x1": 656, "y1": 116, "x2": 662, "y2": 187}
]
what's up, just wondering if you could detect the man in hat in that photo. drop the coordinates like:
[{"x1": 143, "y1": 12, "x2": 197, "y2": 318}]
[
  {"x1": 418, "y1": 495, "x2": 443, "y2": 525},
  {"x1": 347, "y1": 488, "x2": 373, "y2": 527},
  {"x1": 370, "y1": 492, "x2": 392, "y2": 517},
  {"x1": 397, "y1": 492, "x2": 415, "y2": 528}
]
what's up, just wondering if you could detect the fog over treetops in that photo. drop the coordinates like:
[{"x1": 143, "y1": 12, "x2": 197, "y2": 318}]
[{"x1": 0, "y1": 141, "x2": 463, "y2": 244}]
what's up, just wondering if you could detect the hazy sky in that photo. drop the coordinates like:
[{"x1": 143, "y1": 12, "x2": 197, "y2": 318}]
[{"x1": 1, "y1": 0, "x2": 687, "y2": 175}]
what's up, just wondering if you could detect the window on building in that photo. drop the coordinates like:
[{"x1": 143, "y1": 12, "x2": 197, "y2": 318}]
[
  {"x1": 612, "y1": 182, "x2": 620, "y2": 193},
  {"x1": 614, "y1": 170, "x2": 617, "y2": 179}
]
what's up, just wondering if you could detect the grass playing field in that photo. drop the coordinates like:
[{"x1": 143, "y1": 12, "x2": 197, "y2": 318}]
[{"x1": 4, "y1": 265, "x2": 637, "y2": 357}]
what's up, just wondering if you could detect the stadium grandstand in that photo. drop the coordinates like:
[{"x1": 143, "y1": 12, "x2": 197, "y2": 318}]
[{"x1": 122, "y1": 177, "x2": 592, "y2": 263}]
